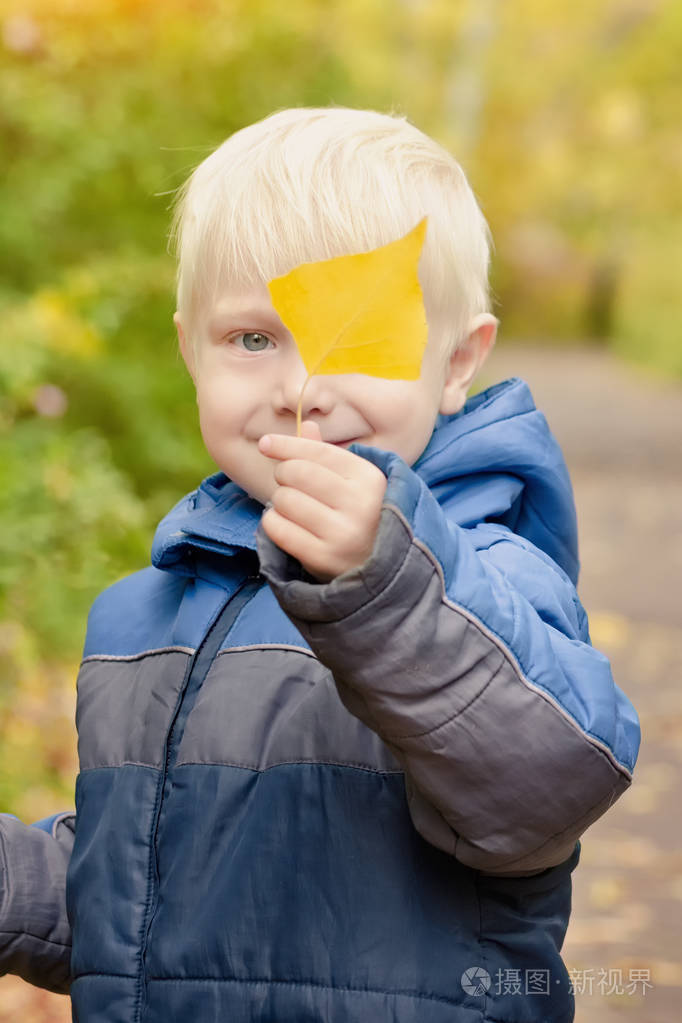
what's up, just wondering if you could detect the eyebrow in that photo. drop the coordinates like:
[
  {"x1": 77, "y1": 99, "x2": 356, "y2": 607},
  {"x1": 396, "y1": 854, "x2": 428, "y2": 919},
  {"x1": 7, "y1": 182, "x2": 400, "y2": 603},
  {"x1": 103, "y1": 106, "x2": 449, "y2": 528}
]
[{"x1": 207, "y1": 304, "x2": 285, "y2": 336}]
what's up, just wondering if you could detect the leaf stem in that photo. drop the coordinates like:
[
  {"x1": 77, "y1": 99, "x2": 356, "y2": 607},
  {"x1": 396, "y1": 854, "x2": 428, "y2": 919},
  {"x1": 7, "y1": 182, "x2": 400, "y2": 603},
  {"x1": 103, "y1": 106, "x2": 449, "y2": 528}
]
[{"x1": 296, "y1": 375, "x2": 312, "y2": 437}]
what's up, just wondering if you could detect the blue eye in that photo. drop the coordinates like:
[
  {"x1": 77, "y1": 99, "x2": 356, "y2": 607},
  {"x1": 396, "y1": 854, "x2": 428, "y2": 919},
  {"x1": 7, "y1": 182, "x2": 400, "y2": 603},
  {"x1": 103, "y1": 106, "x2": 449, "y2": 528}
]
[{"x1": 236, "y1": 332, "x2": 271, "y2": 352}]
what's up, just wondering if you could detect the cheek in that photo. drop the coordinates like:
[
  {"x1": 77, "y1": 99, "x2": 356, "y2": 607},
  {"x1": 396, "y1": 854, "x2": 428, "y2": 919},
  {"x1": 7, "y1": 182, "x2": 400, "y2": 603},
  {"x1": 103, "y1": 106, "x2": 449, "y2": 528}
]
[
  {"x1": 390, "y1": 385, "x2": 441, "y2": 455},
  {"x1": 378, "y1": 382, "x2": 434, "y2": 424},
  {"x1": 197, "y1": 380, "x2": 237, "y2": 427}
]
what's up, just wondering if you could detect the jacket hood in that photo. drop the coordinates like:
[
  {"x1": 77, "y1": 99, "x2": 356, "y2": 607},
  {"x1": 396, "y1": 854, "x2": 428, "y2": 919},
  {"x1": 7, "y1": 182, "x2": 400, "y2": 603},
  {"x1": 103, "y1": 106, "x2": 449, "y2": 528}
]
[{"x1": 152, "y1": 377, "x2": 579, "y2": 584}]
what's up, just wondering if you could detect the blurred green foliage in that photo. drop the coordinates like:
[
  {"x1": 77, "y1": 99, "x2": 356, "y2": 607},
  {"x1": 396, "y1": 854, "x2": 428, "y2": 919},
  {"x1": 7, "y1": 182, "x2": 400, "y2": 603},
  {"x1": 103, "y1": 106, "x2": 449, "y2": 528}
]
[{"x1": 1, "y1": 0, "x2": 680, "y2": 813}]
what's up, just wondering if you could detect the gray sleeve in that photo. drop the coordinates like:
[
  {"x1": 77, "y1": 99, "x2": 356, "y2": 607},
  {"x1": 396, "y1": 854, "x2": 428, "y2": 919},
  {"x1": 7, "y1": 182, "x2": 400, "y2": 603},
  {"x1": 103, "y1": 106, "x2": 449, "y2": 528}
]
[
  {"x1": 0, "y1": 812, "x2": 74, "y2": 993},
  {"x1": 256, "y1": 501, "x2": 636, "y2": 876}
]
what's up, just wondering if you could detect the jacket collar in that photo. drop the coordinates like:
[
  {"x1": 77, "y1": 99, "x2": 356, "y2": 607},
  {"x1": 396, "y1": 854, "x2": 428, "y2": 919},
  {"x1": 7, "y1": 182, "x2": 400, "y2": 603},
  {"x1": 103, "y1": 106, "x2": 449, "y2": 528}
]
[{"x1": 151, "y1": 476, "x2": 265, "y2": 574}]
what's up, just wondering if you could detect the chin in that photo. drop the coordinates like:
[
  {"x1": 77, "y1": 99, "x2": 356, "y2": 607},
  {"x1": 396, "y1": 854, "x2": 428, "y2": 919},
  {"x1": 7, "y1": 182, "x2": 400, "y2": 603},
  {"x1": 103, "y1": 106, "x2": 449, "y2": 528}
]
[{"x1": 249, "y1": 481, "x2": 274, "y2": 507}]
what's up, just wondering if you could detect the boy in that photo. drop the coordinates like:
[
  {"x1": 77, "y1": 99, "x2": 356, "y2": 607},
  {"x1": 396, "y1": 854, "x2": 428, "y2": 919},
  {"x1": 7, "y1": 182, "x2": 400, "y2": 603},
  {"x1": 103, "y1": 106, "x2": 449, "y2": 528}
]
[{"x1": 1, "y1": 107, "x2": 639, "y2": 1022}]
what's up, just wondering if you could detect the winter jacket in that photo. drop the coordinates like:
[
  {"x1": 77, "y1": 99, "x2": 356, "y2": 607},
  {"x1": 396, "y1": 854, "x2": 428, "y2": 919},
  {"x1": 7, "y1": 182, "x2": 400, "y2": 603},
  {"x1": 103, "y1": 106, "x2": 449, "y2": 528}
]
[{"x1": 0, "y1": 377, "x2": 640, "y2": 1022}]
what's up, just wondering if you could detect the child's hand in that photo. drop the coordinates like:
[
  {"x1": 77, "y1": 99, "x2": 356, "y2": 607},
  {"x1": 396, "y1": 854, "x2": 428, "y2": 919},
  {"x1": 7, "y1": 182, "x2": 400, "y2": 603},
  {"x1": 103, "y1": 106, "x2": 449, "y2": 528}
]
[{"x1": 258, "y1": 420, "x2": 387, "y2": 582}]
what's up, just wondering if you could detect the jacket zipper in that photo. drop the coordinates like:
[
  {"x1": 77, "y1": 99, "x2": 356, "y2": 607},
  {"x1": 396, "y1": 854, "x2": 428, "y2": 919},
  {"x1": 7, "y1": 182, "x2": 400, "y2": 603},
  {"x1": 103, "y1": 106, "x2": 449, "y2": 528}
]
[{"x1": 135, "y1": 570, "x2": 263, "y2": 1022}]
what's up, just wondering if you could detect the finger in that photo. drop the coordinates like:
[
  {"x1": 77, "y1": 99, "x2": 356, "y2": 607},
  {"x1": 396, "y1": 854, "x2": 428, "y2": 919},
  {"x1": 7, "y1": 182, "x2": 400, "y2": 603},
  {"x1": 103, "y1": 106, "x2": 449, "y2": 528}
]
[
  {"x1": 261, "y1": 506, "x2": 336, "y2": 577},
  {"x1": 299, "y1": 419, "x2": 323, "y2": 442},
  {"x1": 258, "y1": 431, "x2": 354, "y2": 470},
  {"x1": 273, "y1": 458, "x2": 348, "y2": 508},
  {"x1": 270, "y1": 482, "x2": 340, "y2": 537}
]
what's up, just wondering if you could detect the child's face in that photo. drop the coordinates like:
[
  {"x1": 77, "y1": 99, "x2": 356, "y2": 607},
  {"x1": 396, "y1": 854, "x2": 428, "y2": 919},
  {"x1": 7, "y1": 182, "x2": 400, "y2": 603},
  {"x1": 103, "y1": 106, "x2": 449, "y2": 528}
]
[{"x1": 177, "y1": 281, "x2": 492, "y2": 507}]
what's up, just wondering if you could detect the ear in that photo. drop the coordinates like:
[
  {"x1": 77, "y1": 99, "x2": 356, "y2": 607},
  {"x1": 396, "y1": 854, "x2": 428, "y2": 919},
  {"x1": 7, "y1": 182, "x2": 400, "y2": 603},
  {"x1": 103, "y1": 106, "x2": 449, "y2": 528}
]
[
  {"x1": 174, "y1": 312, "x2": 196, "y2": 384},
  {"x1": 439, "y1": 313, "x2": 498, "y2": 416}
]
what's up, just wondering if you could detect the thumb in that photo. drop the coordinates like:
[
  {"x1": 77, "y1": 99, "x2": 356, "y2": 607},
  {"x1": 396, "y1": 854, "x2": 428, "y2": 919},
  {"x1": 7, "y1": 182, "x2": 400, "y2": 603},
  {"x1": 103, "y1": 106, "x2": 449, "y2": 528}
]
[{"x1": 300, "y1": 419, "x2": 323, "y2": 442}]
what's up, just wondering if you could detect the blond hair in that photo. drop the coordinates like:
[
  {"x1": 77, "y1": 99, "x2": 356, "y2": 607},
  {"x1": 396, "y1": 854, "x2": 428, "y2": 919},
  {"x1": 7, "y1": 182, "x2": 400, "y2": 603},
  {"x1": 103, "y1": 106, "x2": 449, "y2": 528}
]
[{"x1": 170, "y1": 106, "x2": 492, "y2": 363}]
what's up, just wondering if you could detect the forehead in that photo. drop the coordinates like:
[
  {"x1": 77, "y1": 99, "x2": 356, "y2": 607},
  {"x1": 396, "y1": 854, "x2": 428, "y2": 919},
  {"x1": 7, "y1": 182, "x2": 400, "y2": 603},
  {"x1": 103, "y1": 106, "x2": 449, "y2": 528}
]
[{"x1": 203, "y1": 282, "x2": 287, "y2": 336}]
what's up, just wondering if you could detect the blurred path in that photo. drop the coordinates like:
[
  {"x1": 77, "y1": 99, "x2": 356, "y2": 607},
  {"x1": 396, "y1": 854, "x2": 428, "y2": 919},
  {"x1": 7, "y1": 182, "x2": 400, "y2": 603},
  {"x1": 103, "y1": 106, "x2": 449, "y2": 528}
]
[
  {"x1": 488, "y1": 345, "x2": 682, "y2": 1023},
  {"x1": 1, "y1": 345, "x2": 680, "y2": 1022}
]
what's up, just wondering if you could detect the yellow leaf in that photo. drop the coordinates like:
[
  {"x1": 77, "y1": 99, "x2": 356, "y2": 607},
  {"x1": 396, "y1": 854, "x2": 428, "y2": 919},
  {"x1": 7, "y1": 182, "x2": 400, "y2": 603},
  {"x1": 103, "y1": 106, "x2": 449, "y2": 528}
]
[{"x1": 267, "y1": 218, "x2": 429, "y2": 436}]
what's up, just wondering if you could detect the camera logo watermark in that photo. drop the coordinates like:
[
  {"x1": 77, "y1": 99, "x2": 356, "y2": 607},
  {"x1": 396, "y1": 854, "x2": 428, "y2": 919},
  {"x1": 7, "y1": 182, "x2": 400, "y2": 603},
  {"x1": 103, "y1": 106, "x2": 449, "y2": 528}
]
[{"x1": 460, "y1": 967, "x2": 492, "y2": 996}]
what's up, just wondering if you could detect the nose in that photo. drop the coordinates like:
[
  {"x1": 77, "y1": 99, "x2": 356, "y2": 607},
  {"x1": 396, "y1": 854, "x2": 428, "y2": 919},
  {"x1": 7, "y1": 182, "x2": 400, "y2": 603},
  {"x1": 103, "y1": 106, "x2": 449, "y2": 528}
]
[{"x1": 272, "y1": 348, "x2": 336, "y2": 418}]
